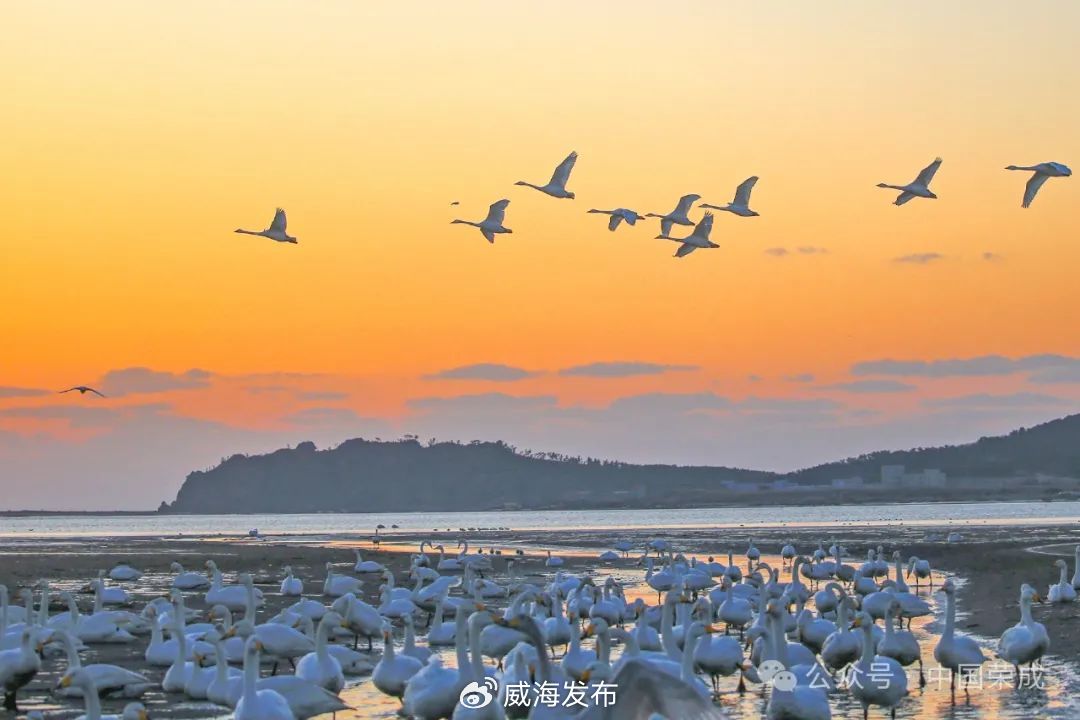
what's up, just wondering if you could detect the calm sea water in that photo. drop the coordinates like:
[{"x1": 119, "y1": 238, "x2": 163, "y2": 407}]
[{"x1": 2, "y1": 500, "x2": 1079, "y2": 538}]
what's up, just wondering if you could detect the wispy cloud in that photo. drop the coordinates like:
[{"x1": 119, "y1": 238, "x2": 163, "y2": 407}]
[
  {"x1": 100, "y1": 368, "x2": 212, "y2": 397},
  {"x1": 785, "y1": 373, "x2": 815, "y2": 383},
  {"x1": 423, "y1": 363, "x2": 537, "y2": 382},
  {"x1": 819, "y1": 380, "x2": 916, "y2": 393},
  {"x1": 923, "y1": 392, "x2": 1072, "y2": 409},
  {"x1": 297, "y1": 390, "x2": 349, "y2": 401},
  {"x1": 853, "y1": 354, "x2": 1080, "y2": 378},
  {"x1": 764, "y1": 247, "x2": 789, "y2": 257},
  {"x1": 558, "y1": 362, "x2": 698, "y2": 378},
  {"x1": 0, "y1": 386, "x2": 51, "y2": 399},
  {"x1": 797, "y1": 246, "x2": 828, "y2": 255},
  {"x1": 893, "y1": 252, "x2": 943, "y2": 264}
]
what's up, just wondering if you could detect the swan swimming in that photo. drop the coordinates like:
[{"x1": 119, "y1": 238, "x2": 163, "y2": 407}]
[
  {"x1": 515, "y1": 151, "x2": 578, "y2": 199},
  {"x1": 1005, "y1": 161, "x2": 1071, "y2": 207},
  {"x1": 451, "y1": 199, "x2": 513, "y2": 244},
  {"x1": 878, "y1": 157, "x2": 942, "y2": 205},
  {"x1": 235, "y1": 208, "x2": 297, "y2": 244},
  {"x1": 701, "y1": 176, "x2": 760, "y2": 217}
]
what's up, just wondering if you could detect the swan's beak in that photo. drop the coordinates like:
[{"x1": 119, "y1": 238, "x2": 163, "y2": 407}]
[
  {"x1": 223, "y1": 627, "x2": 237, "y2": 639},
  {"x1": 580, "y1": 669, "x2": 591, "y2": 683},
  {"x1": 253, "y1": 640, "x2": 264, "y2": 651},
  {"x1": 475, "y1": 602, "x2": 487, "y2": 611},
  {"x1": 1033, "y1": 593, "x2": 1044, "y2": 603},
  {"x1": 704, "y1": 624, "x2": 720, "y2": 634},
  {"x1": 139, "y1": 710, "x2": 150, "y2": 720},
  {"x1": 60, "y1": 675, "x2": 73, "y2": 688},
  {"x1": 582, "y1": 624, "x2": 596, "y2": 638},
  {"x1": 850, "y1": 617, "x2": 863, "y2": 629}
]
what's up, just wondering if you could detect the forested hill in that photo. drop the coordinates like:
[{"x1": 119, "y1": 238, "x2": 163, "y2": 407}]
[{"x1": 161, "y1": 413, "x2": 1080, "y2": 513}]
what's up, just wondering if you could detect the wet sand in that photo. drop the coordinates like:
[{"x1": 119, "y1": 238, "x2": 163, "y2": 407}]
[{"x1": 2, "y1": 522, "x2": 1079, "y2": 719}]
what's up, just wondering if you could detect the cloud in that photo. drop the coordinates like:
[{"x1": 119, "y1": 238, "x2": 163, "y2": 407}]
[
  {"x1": 423, "y1": 363, "x2": 537, "y2": 382},
  {"x1": 1028, "y1": 365, "x2": 1080, "y2": 384},
  {"x1": 764, "y1": 247, "x2": 790, "y2": 257},
  {"x1": 893, "y1": 253, "x2": 943, "y2": 264},
  {"x1": 100, "y1": 368, "x2": 212, "y2": 397},
  {"x1": 0, "y1": 403, "x2": 171, "y2": 429},
  {"x1": 818, "y1": 380, "x2": 917, "y2": 393},
  {"x1": 982, "y1": 251, "x2": 1004, "y2": 262},
  {"x1": 558, "y1": 362, "x2": 698, "y2": 378},
  {"x1": 282, "y1": 406, "x2": 383, "y2": 429},
  {"x1": 408, "y1": 393, "x2": 558, "y2": 414},
  {"x1": 797, "y1": 246, "x2": 828, "y2": 255},
  {"x1": 923, "y1": 392, "x2": 1072, "y2": 409},
  {"x1": 608, "y1": 392, "x2": 732, "y2": 414},
  {"x1": 747, "y1": 374, "x2": 762, "y2": 382},
  {"x1": 297, "y1": 390, "x2": 349, "y2": 401},
  {"x1": 0, "y1": 386, "x2": 51, "y2": 399},
  {"x1": 853, "y1": 354, "x2": 1080, "y2": 378},
  {"x1": 785, "y1": 373, "x2": 815, "y2": 383}
]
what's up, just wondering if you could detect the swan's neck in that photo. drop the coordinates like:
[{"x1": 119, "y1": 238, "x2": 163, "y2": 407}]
[
  {"x1": 68, "y1": 596, "x2": 81, "y2": 624},
  {"x1": 404, "y1": 618, "x2": 418, "y2": 652},
  {"x1": 37, "y1": 586, "x2": 49, "y2": 626},
  {"x1": 80, "y1": 677, "x2": 104, "y2": 719},
  {"x1": 315, "y1": 618, "x2": 332, "y2": 660},
  {"x1": 383, "y1": 632, "x2": 395, "y2": 660},
  {"x1": 243, "y1": 584, "x2": 255, "y2": 625},
  {"x1": 93, "y1": 586, "x2": 104, "y2": 614},
  {"x1": 432, "y1": 598, "x2": 445, "y2": 625},
  {"x1": 468, "y1": 618, "x2": 485, "y2": 679},
  {"x1": 215, "y1": 642, "x2": 230, "y2": 683},
  {"x1": 454, "y1": 611, "x2": 470, "y2": 670},
  {"x1": 680, "y1": 629, "x2": 699, "y2": 681},
  {"x1": 1059, "y1": 565, "x2": 1069, "y2": 584},
  {"x1": 769, "y1": 613, "x2": 788, "y2": 668},
  {"x1": 859, "y1": 623, "x2": 875, "y2": 665},
  {"x1": 660, "y1": 596, "x2": 679, "y2": 660},
  {"x1": 943, "y1": 592, "x2": 956, "y2": 640},
  {"x1": 1019, "y1": 597, "x2": 1035, "y2": 627},
  {"x1": 242, "y1": 647, "x2": 258, "y2": 700},
  {"x1": 62, "y1": 632, "x2": 81, "y2": 668}
]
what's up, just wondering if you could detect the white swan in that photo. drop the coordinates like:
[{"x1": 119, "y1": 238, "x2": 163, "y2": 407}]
[
  {"x1": 645, "y1": 193, "x2": 701, "y2": 236},
  {"x1": 0, "y1": 628, "x2": 42, "y2": 712},
  {"x1": 701, "y1": 176, "x2": 760, "y2": 217},
  {"x1": 295, "y1": 611, "x2": 345, "y2": 693},
  {"x1": 586, "y1": 207, "x2": 645, "y2": 231},
  {"x1": 759, "y1": 601, "x2": 831, "y2": 720},
  {"x1": 451, "y1": 199, "x2": 512, "y2": 244},
  {"x1": 235, "y1": 638, "x2": 294, "y2": 720},
  {"x1": 1047, "y1": 558, "x2": 1076, "y2": 603},
  {"x1": 403, "y1": 607, "x2": 473, "y2": 719},
  {"x1": 354, "y1": 549, "x2": 386, "y2": 573},
  {"x1": 426, "y1": 593, "x2": 457, "y2": 647},
  {"x1": 230, "y1": 574, "x2": 315, "y2": 672},
  {"x1": 515, "y1": 151, "x2": 577, "y2": 199},
  {"x1": 877, "y1": 599, "x2": 923, "y2": 685},
  {"x1": 54, "y1": 630, "x2": 151, "y2": 698},
  {"x1": 205, "y1": 560, "x2": 263, "y2": 611},
  {"x1": 372, "y1": 625, "x2": 423, "y2": 702},
  {"x1": 850, "y1": 611, "x2": 908, "y2": 717},
  {"x1": 933, "y1": 579, "x2": 986, "y2": 698},
  {"x1": 107, "y1": 563, "x2": 142, "y2": 582},
  {"x1": 1072, "y1": 545, "x2": 1080, "y2": 592},
  {"x1": 162, "y1": 616, "x2": 195, "y2": 693},
  {"x1": 334, "y1": 593, "x2": 383, "y2": 651},
  {"x1": 877, "y1": 157, "x2": 942, "y2": 205},
  {"x1": 545, "y1": 550, "x2": 565, "y2": 568},
  {"x1": 657, "y1": 211, "x2": 717, "y2": 258},
  {"x1": 1006, "y1": 162, "x2": 1071, "y2": 207},
  {"x1": 235, "y1": 208, "x2": 297, "y2": 244},
  {"x1": 821, "y1": 595, "x2": 861, "y2": 672},
  {"x1": 997, "y1": 583, "x2": 1048, "y2": 676},
  {"x1": 906, "y1": 556, "x2": 932, "y2": 588},
  {"x1": 59, "y1": 670, "x2": 148, "y2": 720},
  {"x1": 322, "y1": 562, "x2": 361, "y2": 598},
  {"x1": 280, "y1": 566, "x2": 303, "y2": 597},
  {"x1": 170, "y1": 562, "x2": 210, "y2": 591}
]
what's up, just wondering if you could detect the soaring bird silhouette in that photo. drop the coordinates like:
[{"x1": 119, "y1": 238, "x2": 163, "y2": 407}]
[
  {"x1": 451, "y1": 199, "x2": 513, "y2": 243},
  {"x1": 234, "y1": 208, "x2": 297, "y2": 243},
  {"x1": 877, "y1": 158, "x2": 942, "y2": 205},
  {"x1": 701, "y1": 176, "x2": 760, "y2": 216},
  {"x1": 586, "y1": 207, "x2": 646, "y2": 231},
  {"x1": 645, "y1": 194, "x2": 701, "y2": 236},
  {"x1": 657, "y1": 212, "x2": 717, "y2": 258},
  {"x1": 1005, "y1": 162, "x2": 1072, "y2": 208},
  {"x1": 515, "y1": 152, "x2": 578, "y2": 199},
  {"x1": 59, "y1": 386, "x2": 106, "y2": 398}
]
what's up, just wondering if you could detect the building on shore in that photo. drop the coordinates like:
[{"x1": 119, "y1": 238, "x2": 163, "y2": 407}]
[{"x1": 880, "y1": 465, "x2": 947, "y2": 488}]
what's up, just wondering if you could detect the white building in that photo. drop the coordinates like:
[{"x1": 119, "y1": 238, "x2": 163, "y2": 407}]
[{"x1": 880, "y1": 465, "x2": 947, "y2": 488}]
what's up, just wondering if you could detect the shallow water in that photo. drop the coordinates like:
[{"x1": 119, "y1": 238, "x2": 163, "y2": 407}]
[{"x1": 4, "y1": 501, "x2": 1080, "y2": 539}]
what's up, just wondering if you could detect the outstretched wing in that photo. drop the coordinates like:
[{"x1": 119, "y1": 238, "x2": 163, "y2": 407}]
[
  {"x1": 660, "y1": 217, "x2": 674, "y2": 237},
  {"x1": 915, "y1": 157, "x2": 942, "y2": 187},
  {"x1": 87, "y1": 387, "x2": 106, "y2": 398},
  {"x1": 549, "y1": 151, "x2": 578, "y2": 189},
  {"x1": 894, "y1": 191, "x2": 917, "y2": 206},
  {"x1": 1022, "y1": 173, "x2": 1049, "y2": 208},
  {"x1": 481, "y1": 228, "x2": 496, "y2": 244},
  {"x1": 269, "y1": 208, "x2": 287, "y2": 232},
  {"x1": 608, "y1": 214, "x2": 623, "y2": 231},
  {"x1": 733, "y1": 176, "x2": 759, "y2": 206},
  {"x1": 484, "y1": 199, "x2": 510, "y2": 226},
  {"x1": 58, "y1": 387, "x2": 77, "y2": 394},
  {"x1": 582, "y1": 659, "x2": 725, "y2": 719},
  {"x1": 675, "y1": 243, "x2": 697, "y2": 258},
  {"x1": 674, "y1": 193, "x2": 701, "y2": 215},
  {"x1": 693, "y1": 212, "x2": 714, "y2": 241}
]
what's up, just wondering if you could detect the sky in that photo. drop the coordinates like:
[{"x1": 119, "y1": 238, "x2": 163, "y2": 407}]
[{"x1": 2, "y1": 1, "x2": 1079, "y2": 510}]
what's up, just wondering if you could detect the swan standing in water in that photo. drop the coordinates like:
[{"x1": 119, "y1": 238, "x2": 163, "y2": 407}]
[
  {"x1": 645, "y1": 193, "x2": 701, "y2": 236},
  {"x1": 701, "y1": 176, "x2": 760, "y2": 217},
  {"x1": 656, "y1": 212, "x2": 718, "y2": 258},
  {"x1": 515, "y1": 151, "x2": 578, "y2": 199},
  {"x1": 850, "y1": 611, "x2": 908, "y2": 718},
  {"x1": 235, "y1": 638, "x2": 294, "y2": 720},
  {"x1": 586, "y1": 207, "x2": 646, "y2": 231},
  {"x1": 59, "y1": 670, "x2": 148, "y2": 720},
  {"x1": 372, "y1": 625, "x2": 422, "y2": 703},
  {"x1": 1047, "y1": 558, "x2": 1077, "y2": 603},
  {"x1": 1005, "y1": 161, "x2": 1071, "y2": 207},
  {"x1": 295, "y1": 611, "x2": 345, "y2": 693},
  {"x1": 877, "y1": 157, "x2": 942, "y2": 205},
  {"x1": 933, "y1": 579, "x2": 986, "y2": 702},
  {"x1": 451, "y1": 199, "x2": 513, "y2": 244},
  {"x1": 906, "y1": 556, "x2": 932, "y2": 588},
  {"x1": 235, "y1": 208, "x2": 297, "y2": 244},
  {"x1": 997, "y1": 584, "x2": 1049, "y2": 679}
]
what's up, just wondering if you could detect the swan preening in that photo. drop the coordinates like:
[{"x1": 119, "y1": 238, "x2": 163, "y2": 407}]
[
  {"x1": 451, "y1": 199, "x2": 513, "y2": 244},
  {"x1": 515, "y1": 151, "x2": 578, "y2": 199},
  {"x1": 1006, "y1": 161, "x2": 1072, "y2": 207},
  {"x1": 701, "y1": 176, "x2": 760, "y2": 217},
  {"x1": 657, "y1": 212, "x2": 718, "y2": 258},
  {"x1": 877, "y1": 157, "x2": 943, "y2": 205},
  {"x1": 235, "y1": 208, "x2": 297, "y2": 244}
]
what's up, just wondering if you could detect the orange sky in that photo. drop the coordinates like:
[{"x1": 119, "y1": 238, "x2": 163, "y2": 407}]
[{"x1": 1, "y1": 2, "x2": 1079, "y2": 508}]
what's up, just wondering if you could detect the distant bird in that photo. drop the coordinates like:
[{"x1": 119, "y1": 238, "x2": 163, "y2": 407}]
[
  {"x1": 877, "y1": 157, "x2": 942, "y2": 205},
  {"x1": 1005, "y1": 162, "x2": 1072, "y2": 208},
  {"x1": 657, "y1": 212, "x2": 717, "y2": 258},
  {"x1": 59, "y1": 386, "x2": 105, "y2": 398},
  {"x1": 451, "y1": 199, "x2": 513, "y2": 244},
  {"x1": 515, "y1": 151, "x2": 577, "y2": 199},
  {"x1": 234, "y1": 208, "x2": 297, "y2": 244},
  {"x1": 701, "y1": 176, "x2": 760, "y2": 216},
  {"x1": 449, "y1": 201, "x2": 460, "y2": 206},
  {"x1": 645, "y1": 194, "x2": 701, "y2": 236},
  {"x1": 586, "y1": 208, "x2": 645, "y2": 231}
]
